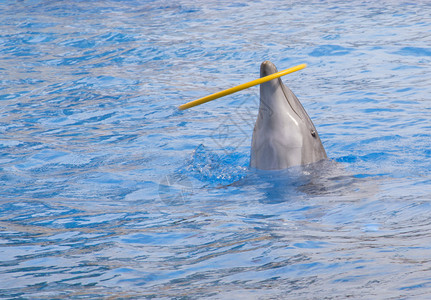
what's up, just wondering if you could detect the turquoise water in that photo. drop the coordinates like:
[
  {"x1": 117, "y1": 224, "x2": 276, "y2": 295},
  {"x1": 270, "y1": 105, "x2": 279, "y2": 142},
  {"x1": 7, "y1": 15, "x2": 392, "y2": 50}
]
[{"x1": 1, "y1": 0, "x2": 431, "y2": 298}]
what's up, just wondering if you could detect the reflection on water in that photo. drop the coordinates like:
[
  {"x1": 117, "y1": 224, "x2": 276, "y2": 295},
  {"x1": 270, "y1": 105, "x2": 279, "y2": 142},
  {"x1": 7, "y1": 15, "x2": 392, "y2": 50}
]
[{"x1": 1, "y1": 0, "x2": 431, "y2": 298}]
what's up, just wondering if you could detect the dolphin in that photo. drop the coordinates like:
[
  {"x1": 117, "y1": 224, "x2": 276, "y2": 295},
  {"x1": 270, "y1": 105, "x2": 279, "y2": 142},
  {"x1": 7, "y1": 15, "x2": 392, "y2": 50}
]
[{"x1": 250, "y1": 61, "x2": 327, "y2": 170}]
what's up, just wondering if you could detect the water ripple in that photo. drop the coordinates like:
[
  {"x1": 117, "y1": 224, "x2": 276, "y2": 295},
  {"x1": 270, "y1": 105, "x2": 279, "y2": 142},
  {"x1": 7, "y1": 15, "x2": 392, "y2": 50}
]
[{"x1": 1, "y1": 0, "x2": 431, "y2": 298}]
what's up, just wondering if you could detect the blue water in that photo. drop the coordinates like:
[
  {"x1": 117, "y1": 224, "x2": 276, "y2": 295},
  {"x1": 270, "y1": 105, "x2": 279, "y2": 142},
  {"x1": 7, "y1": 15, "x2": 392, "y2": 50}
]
[{"x1": 1, "y1": 0, "x2": 430, "y2": 298}]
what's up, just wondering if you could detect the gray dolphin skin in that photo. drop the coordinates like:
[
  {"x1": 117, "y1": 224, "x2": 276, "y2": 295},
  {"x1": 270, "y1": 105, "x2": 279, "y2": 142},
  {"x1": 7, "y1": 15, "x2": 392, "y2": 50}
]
[{"x1": 250, "y1": 61, "x2": 327, "y2": 170}]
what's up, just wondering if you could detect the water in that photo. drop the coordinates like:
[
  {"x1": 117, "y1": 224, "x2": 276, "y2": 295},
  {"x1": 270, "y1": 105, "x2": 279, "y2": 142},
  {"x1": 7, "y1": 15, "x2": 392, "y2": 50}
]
[{"x1": 1, "y1": 0, "x2": 430, "y2": 298}]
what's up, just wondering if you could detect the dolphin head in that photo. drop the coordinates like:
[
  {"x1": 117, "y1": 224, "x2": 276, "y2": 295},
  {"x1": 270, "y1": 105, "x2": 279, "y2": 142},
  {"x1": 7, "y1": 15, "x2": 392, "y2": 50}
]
[{"x1": 250, "y1": 61, "x2": 327, "y2": 170}]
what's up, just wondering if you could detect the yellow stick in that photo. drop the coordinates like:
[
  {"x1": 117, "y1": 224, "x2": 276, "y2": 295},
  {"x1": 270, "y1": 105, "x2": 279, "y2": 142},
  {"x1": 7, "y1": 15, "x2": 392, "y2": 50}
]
[{"x1": 178, "y1": 63, "x2": 307, "y2": 110}]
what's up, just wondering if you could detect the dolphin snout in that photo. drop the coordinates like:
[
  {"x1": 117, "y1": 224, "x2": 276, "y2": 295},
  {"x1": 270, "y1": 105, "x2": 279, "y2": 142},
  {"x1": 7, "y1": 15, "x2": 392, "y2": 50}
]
[{"x1": 260, "y1": 61, "x2": 278, "y2": 77}]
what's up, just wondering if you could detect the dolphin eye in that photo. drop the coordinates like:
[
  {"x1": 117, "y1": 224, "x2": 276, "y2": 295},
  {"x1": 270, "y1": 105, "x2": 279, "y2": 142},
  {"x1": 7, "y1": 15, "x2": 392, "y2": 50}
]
[{"x1": 311, "y1": 130, "x2": 316, "y2": 137}]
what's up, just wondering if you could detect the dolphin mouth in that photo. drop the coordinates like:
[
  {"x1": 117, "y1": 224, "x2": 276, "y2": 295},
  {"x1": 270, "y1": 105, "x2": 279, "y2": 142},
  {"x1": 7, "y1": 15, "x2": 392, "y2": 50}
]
[
  {"x1": 280, "y1": 81, "x2": 303, "y2": 120},
  {"x1": 260, "y1": 61, "x2": 302, "y2": 120}
]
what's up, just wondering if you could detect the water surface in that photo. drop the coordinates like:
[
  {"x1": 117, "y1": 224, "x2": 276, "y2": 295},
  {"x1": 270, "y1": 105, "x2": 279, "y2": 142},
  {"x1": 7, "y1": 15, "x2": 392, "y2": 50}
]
[{"x1": 1, "y1": 0, "x2": 431, "y2": 298}]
